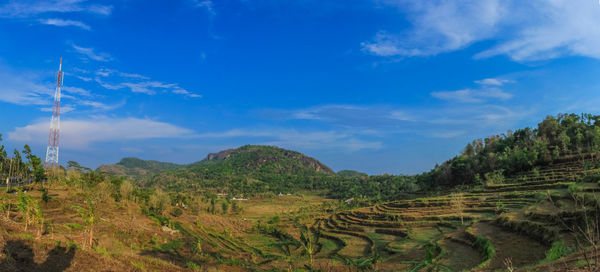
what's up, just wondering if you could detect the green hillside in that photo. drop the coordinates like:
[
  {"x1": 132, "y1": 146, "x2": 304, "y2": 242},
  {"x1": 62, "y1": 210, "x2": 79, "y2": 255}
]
[
  {"x1": 101, "y1": 145, "x2": 336, "y2": 194},
  {"x1": 97, "y1": 157, "x2": 182, "y2": 179}
]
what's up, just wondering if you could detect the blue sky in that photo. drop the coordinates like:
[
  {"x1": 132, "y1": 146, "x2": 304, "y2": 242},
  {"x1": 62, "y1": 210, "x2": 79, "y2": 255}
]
[{"x1": 2, "y1": 0, "x2": 600, "y2": 175}]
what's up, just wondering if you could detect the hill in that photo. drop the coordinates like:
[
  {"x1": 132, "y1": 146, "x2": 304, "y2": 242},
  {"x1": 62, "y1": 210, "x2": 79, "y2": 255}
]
[
  {"x1": 97, "y1": 157, "x2": 182, "y2": 179},
  {"x1": 101, "y1": 145, "x2": 336, "y2": 194},
  {"x1": 190, "y1": 145, "x2": 334, "y2": 175}
]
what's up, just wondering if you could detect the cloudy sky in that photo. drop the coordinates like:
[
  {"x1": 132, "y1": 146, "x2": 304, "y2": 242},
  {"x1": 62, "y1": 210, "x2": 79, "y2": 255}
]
[{"x1": 1, "y1": 0, "x2": 600, "y2": 174}]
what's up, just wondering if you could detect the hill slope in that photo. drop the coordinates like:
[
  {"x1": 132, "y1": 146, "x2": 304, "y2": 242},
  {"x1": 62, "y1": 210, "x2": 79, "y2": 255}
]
[
  {"x1": 191, "y1": 145, "x2": 334, "y2": 175},
  {"x1": 97, "y1": 157, "x2": 182, "y2": 179},
  {"x1": 100, "y1": 145, "x2": 335, "y2": 193}
]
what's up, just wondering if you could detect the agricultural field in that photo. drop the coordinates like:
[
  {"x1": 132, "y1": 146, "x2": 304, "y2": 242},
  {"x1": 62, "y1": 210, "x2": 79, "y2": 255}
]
[
  {"x1": 305, "y1": 158, "x2": 600, "y2": 271},
  {"x1": 2, "y1": 157, "x2": 600, "y2": 271}
]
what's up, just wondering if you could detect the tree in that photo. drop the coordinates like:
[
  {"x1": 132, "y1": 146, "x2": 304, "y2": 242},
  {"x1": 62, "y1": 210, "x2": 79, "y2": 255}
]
[
  {"x1": 23, "y1": 145, "x2": 45, "y2": 184},
  {"x1": 221, "y1": 201, "x2": 229, "y2": 214},
  {"x1": 148, "y1": 189, "x2": 170, "y2": 215},
  {"x1": 72, "y1": 199, "x2": 98, "y2": 249},
  {"x1": 16, "y1": 192, "x2": 43, "y2": 236},
  {"x1": 120, "y1": 180, "x2": 134, "y2": 202},
  {"x1": 299, "y1": 224, "x2": 319, "y2": 267}
]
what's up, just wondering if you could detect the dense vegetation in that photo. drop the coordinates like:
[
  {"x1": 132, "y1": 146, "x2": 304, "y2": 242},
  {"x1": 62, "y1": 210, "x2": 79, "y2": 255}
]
[
  {"x1": 421, "y1": 113, "x2": 600, "y2": 189},
  {"x1": 0, "y1": 134, "x2": 46, "y2": 186},
  {"x1": 98, "y1": 157, "x2": 182, "y2": 179}
]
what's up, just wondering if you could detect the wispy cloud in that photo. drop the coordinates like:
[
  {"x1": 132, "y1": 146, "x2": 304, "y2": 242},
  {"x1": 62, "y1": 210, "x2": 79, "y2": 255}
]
[
  {"x1": 474, "y1": 78, "x2": 514, "y2": 86},
  {"x1": 267, "y1": 102, "x2": 534, "y2": 141},
  {"x1": 72, "y1": 44, "x2": 112, "y2": 62},
  {"x1": 431, "y1": 88, "x2": 513, "y2": 103},
  {"x1": 172, "y1": 88, "x2": 202, "y2": 98},
  {"x1": 0, "y1": 65, "x2": 52, "y2": 105},
  {"x1": 192, "y1": 0, "x2": 215, "y2": 15},
  {"x1": 8, "y1": 117, "x2": 195, "y2": 149},
  {"x1": 278, "y1": 104, "x2": 414, "y2": 127},
  {"x1": 62, "y1": 86, "x2": 92, "y2": 97},
  {"x1": 94, "y1": 68, "x2": 202, "y2": 98},
  {"x1": 0, "y1": 0, "x2": 112, "y2": 18},
  {"x1": 39, "y1": 18, "x2": 90, "y2": 30},
  {"x1": 365, "y1": 0, "x2": 600, "y2": 61}
]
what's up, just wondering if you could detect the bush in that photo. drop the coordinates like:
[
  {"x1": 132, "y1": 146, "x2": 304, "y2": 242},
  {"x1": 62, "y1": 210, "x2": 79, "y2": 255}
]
[
  {"x1": 543, "y1": 241, "x2": 570, "y2": 262},
  {"x1": 568, "y1": 183, "x2": 582, "y2": 194},
  {"x1": 473, "y1": 235, "x2": 495, "y2": 268},
  {"x1": 157, "y1": 239, "x2": 184, "y2": 252},
  {"x1": 187, "y1": 261, "x2": 202, "y2": 270},
  {"x1": 484, "y1": 170, "x2": 505, "y2": 185},
  {"x1": 171, "y1": 208, "x2": 183, "y2": 217}
]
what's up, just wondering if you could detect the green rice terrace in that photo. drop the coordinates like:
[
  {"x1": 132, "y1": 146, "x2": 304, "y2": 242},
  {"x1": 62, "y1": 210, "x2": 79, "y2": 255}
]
[{"x1": 310, "y1": 157, "x2": 600, "y2": 271}]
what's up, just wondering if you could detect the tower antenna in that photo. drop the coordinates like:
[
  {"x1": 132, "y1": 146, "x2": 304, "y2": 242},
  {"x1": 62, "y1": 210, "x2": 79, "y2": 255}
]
[{"x1": 45, "y1": 57, "x2": 63, "y2": 171}]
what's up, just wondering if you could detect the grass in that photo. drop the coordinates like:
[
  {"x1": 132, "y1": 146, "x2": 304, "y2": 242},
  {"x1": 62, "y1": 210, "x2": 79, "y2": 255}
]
[{"x1": 130, "y1": 260, "x2": 145, "y2": 271}]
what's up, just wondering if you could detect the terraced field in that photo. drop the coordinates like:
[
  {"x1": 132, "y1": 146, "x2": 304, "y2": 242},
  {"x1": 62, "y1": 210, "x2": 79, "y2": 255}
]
[{"x1": 312, "y1": 158, "x2": 600, "y2": 271}]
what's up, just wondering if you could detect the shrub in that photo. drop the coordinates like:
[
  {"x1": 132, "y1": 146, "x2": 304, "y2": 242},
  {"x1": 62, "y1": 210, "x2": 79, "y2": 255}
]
[
  {"x1": 543, "y1": 241, "x2": 570, "y2": 262},
  {"x1": 495, "y1": 201, "x2": 507, "y2": 214},
  {"x1": 473, "y1": 235, "x2": 495, "y2": 268},
  {"x1": 157, "y1": 239, "x2": 184, "y2": 252},
  {"x1": 131, "y1": 261, "x2": 145, "y2": 271},
  {"x1": 187, "y1": 262, "x2": 202, "y2": 270},
  {"x1": 484, "y1": 170, "x2": 505, "y2": 185},
  {"x1": 171, "y1": 208, "x2": 183, "y2": 217},
  {"x1": 568, "y1": 183, "x2": 582, "y2": 194}
]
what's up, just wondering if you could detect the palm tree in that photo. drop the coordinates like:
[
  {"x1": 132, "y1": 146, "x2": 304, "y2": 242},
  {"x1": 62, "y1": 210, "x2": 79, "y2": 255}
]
[{"x1": 299, "y1": 224, "x2": 319, "y2": 267}]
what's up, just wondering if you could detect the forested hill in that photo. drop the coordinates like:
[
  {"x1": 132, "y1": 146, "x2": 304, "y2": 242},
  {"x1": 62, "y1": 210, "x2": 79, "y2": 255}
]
[
  {"x1": 419, "y1": 113, "x2": 600, "y2": 189},
  {"x1": 191, "y1": 145, "x2": 334, "y2": 174},
  {"x1": 98, "y1": 145, "x2": 336, "y2": 193},
  {"x1": 97, "y1": 157, "x2": 182, "y2": 179}
]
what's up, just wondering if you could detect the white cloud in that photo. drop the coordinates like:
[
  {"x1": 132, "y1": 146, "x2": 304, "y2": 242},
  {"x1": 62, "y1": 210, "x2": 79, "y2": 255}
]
[
  {"x1": 8, "y1": 117, "x2": 195, "y2": 149},
  {"x1": 364, "y1": 0, "x2": 504, "y2": 57},
  {"x1": 39, "y1": 18, "x2": 90, "y2": 30},
  {"x1": 76, "y1": 76, "x2": 91, "y2": 82},
  {"x1": 95, "y1": 74, "x2": 201, "y2": 98},
  {"x1": 119, "y1": 72, "x2": 149, "y2": 79},
  {"x1": 431, "y1": 88, "x2": 512, "y2": 103},
  {"x1": 474, "y1": 78, "x2": 513, "y2": 86},
  {"x1": 0, "y1": 0, "x2": 112, "y2": 17},
  {"x1": 366, "y1": 0, "x2": 600, "y2": 61},
  {"x1": 389, "y1": 110, "x2": 415, "y2": 121},
  {"x1": 72, "y1": 44, "x2": 112, "y2": 62},
  {"x1": 0, "y1": 66, "x2": 52, "y2": 105},
  {"x1": 172, "y1": 88, "x2": 202, "y2": 98},
  {"x1": 62, "y1": 86, "x2": 92, "y2": 97}
]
